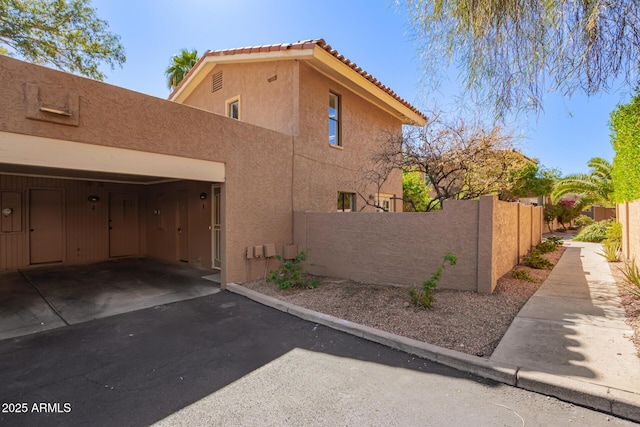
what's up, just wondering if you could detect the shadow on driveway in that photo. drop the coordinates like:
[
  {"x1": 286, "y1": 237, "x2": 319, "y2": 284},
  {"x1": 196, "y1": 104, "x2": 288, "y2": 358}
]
[
  {"x1": 0, "y1": 291, "x2": 487, "y2": 427},
  {"x1": 0, "y1": 258, "x2": 220, "y2": 340}
]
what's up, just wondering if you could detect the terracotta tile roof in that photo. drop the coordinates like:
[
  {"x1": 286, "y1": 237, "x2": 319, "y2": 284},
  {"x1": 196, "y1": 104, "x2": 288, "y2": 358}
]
[{"x1": 171, "y1": 39, "x2": 426, "y2": 122}]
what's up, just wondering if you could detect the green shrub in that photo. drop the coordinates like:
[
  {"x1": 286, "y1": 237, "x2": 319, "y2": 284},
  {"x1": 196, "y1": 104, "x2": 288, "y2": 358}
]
[
  {"x1": 599, "y1": 240, "x2": 621, "y2": 262},
  {"x1": 522, "y1": 251, "x2": 554, "y2": 269},
  {"x1": 574, "y1": 215, "x2": 595, "y2": 228},
  {"x1": 266, "y1": 250, "x2": 318, "y2": 290},
  {"x1": 573, "y1": 219, "x2": 613, "y2": 242},
  {"x1": 511, "y1": 269, "x2": 537, "y2": 282},
  {"x1": 620, "y1": 259, "x2": 640, "y2": 299},
  {"x1": 545, "y1": 236, "x2": 564, "y2": 247},
  {"x1": 610, "y1": 94, "x2": 640, "y2": 203},
  {"x1": 535, "y1": 240, "x2": 557, "y2": 254},
  {"x1": 409, "y1": 252, "x2": 457, "y2": 309},
  {"x1": 606, "y1": 221, "x2": 622, "y2": 244}
]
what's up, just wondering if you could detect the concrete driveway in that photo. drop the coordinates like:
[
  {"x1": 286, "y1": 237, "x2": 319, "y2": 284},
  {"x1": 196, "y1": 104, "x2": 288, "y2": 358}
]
[{"x1": 0, "y1": 258, "x2": 220, "y2": 340}]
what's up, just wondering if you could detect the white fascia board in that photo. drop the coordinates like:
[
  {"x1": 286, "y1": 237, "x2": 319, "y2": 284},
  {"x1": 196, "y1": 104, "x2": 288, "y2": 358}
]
[
  {"x1": 0, "y1": 131, "x2": 225, "y2": 182},
  {"x1": 310, "y1": 47, "x2": 426, "y2": 126},
  {"x1": 170, "y1": 49, "x2": 314, "y2": 103}
]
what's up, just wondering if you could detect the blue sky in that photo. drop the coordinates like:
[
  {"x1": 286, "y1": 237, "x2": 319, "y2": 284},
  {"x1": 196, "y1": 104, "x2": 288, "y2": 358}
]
[{"x1": 90, "y1": 0, "x2": 629, "y2": 176}]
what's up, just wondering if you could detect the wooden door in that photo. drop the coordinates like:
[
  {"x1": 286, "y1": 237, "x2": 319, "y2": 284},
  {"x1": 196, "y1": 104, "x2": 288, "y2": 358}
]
[
  {"x1": 177, "y1": 189, "x2": 189, "y2": 262},
  {"x1": 109, "y1": 193, "x2": 139, "y2": 257},
  {"x1": 29, "y1": 189, "x2": 64, "y2": 264}
]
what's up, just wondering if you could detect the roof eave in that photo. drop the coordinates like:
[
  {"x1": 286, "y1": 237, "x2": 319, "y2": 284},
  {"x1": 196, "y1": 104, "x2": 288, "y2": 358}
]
[
  {"x1": 309, "y1": 46, "x2": 426, "y2": 125},
  {"x1": 169, "y1": 49, "x2": 315, "y2": 103},
  {"x1": 169, "y1": 43, "x2": 427, "y2": 126}
]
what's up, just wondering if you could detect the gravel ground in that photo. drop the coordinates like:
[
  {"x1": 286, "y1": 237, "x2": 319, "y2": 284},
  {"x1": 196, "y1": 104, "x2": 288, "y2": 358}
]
[
  {"x1": 610, "y1": 262, "x2": 640, "y2": 356},
  {"x1": 242, "y1": 247, "x2": 565, "y2": 357}
]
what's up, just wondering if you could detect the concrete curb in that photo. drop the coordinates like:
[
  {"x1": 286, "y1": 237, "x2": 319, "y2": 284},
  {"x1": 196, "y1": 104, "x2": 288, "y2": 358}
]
[{"x1": 226, "y1": 283, "x2": 640, "y2": 422}]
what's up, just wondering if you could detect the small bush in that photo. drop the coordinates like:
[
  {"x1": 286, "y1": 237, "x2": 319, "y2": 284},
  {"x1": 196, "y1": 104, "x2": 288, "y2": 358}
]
[
  {"x1": 522, "y1": 251, "x2": 554, "y2": 269},
  {"x1": 266, "y1": 250, "x2": 318, "y2": 290},
  {"x1": 599, "y1": 240, "x2": 621, "y2": 262},
  {"x1": 409, "y1": 252, "x2": 457, "y2": 309},
  {"x1": 535, "y1": 240, "x2": 559, "y2": 254},
  {"x1": 574, "y1": 215, "x2": 595, "y2": 228},
  {"x1": 573, "y1": 219, "x2": 613, "y2": 243},
  {"x1": 606, "y1": 221, "x2": 622, "y2": 244},
  {"x1": 545, "y1": 236, "x2": 564, "y2": 247},
  {"x1": 511, "y1": 269, "x2": 537, "y2": 282},
  {"x1": 620, "y1": 259, "x2": 640, "y2": 299}
]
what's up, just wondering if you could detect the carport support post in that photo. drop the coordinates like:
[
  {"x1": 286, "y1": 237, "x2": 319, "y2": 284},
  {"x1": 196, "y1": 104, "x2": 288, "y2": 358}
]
[{"x1": 477, "y1": 195, "x2": 495, "y2": 294}]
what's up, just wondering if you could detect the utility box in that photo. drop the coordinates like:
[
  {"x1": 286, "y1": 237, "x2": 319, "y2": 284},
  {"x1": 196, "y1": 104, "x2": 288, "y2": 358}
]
[
  {"x1": 283, "y1": 244, "x2": 298, "y2": 260},
  {"x1": 253, "y1": 245, "x2": 263, "y2": 258},
  {"x1": 263, "y1": 243, "x2": 276, "y2": 258}
]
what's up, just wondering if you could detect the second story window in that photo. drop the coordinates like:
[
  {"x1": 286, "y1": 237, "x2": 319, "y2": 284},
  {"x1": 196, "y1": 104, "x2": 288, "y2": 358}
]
[
  {"x1": 329, "y1": 92, "x2": 340, "y2": 146},
  {"x1": 226, "y1": 96, "x2": 240, "y2": 120}
]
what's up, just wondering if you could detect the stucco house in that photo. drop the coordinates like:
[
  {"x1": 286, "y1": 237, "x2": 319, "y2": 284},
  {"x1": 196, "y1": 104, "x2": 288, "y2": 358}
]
[
  {"x1": 169, "y1": 39, "x2": 426, "y2": 212},
  {"x1": 0, "y1": 39, "x2": 425, "y2": 286}
]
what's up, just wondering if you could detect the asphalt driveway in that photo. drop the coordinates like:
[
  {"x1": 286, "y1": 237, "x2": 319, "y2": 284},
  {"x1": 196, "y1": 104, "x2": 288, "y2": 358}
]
[
  {"x1": 0, "y1": 291, "x2": 634, "y2": 426},
  {"x1": 0, "y1": 258, "x2": 220, "y2": 340}
]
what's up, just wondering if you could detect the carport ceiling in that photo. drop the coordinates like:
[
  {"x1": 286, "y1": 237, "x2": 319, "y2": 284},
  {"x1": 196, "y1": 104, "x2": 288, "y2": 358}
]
[{"x1": 0, "y1": 163, "x2": 180, "y2": 185}]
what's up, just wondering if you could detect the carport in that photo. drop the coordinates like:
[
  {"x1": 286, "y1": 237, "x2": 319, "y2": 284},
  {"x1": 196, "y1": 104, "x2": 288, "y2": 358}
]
[
  {"x1": 0, "y1": 258, "x2": 221, "y2": 340},
  {"x1": 0, "y1": 131, "x2": 225, "y2": 272},
  {"x1": 0, "y1": 131, "x2": 227, "y2": 340}
]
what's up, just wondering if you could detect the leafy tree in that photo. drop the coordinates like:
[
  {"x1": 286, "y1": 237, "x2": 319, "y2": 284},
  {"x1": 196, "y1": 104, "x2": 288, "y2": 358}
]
[
  {"x1": 551, "y1": 157, "x2": 614, "y2": 209},
  {"x1": 166, "y1": 48, "x2": 199, "y2": 90},
  {"x1": 404, "y1": 0, "x2": 640, "y2": 116},
  {"x1": 502, "y1": 161, "x2": 561, "y2": 201},
  {"x1": 610, "y1": 93, "x2": 640, "y2": 203},
  {"x1": 543, "y1": 200, "x2": 580, "y2": 232},
  {"x1": 402, "y1": 171, "x2": 437, "y2": 212},
  {"x1": 0, "y1": 0, "x2": 125, "y2": 80},
  {"x1": 374, "y1": 109, "x2": 525, "y2": 211}
]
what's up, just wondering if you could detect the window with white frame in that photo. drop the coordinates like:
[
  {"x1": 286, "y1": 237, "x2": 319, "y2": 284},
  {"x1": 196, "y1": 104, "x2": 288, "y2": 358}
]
[
  {"x1": 375, "y1": 193, "x2": 395, "y2": 212},
  {"x1": 226, "y1": 96, "x2": 240, "y2": 120},
  {"x1": 329, "y1": 92, "x2": 340, "y2": 146},
  {"x1": 337, "y1": 192, "x2": 355, "y2": 212}
]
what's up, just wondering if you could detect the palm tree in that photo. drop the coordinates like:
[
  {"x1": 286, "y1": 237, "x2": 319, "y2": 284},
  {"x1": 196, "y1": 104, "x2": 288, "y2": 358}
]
[
  {"x1": 166, "y1": 49, "x2": 199, "y2": 90},
  {"x1": 551, "y1": 157, "x2": 614, "y2": 209}
]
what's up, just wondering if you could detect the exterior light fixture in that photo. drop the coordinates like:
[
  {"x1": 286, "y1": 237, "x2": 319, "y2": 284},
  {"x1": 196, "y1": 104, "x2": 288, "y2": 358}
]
[
  {"x1": 87, "y1": 195, "x2": 100, "y2": 203},
  {"x1": 2, "y1": 208, "x2": 12, "y2": 217},
  {"x1": 199, "y1": 192, "x2": 207, "y2": 200}
]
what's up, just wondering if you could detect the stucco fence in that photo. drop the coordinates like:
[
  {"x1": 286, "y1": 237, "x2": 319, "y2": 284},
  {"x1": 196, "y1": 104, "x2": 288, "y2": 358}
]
[
  {"x1": 618, "y1": 200, "x2": 640, "y2": 262},
  {"x1": 294, "y1": 195, "x2": 543, "y2": 294}
]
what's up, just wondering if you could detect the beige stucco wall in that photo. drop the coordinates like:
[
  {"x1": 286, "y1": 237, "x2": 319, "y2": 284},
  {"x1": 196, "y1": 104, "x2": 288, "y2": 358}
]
[
  {"x1": 180, "y1": 59, "x2": 404, "y2": 213},
  {"x1": 0, "y1": 56, "x2": 295, "y2": 284},
  {"x1": 518, "y1": 204, "x2": 533, "y2": 257},
  {"x1": 619, "y1": 200, "x2": 640, "y2": 262},
  {"x1": 487, "y1": 199, "x2": 543, "y2": 293},
  {"x1": 295, "y1": 200, "x2": 479, "y2": 290},
  {"x1": 492, "y1": 200, "x2": 520, "y2": 287},
  {"x1": 295, "y1": 196, "x2": 544, "y2": 293},
  {"x1": 182, "y1": 61, "x2": 297, "y2": 136},
  {"x1": 293, "y1": 62, "x2": 404, "y2": 212}
]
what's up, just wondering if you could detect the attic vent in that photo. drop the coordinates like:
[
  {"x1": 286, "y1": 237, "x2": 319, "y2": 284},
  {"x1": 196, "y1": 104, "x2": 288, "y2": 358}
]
[{"x1": 211, "y1": 71, "x2": 223, "y2": 92}]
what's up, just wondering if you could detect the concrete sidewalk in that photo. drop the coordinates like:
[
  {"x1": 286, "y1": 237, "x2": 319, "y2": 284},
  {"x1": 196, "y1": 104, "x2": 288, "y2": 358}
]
[
  {"x1": 491, "y1": 239, "x2": 640, "y2": 415},
  {"x1": 228, "y1": 239, "x2": 640, "y2": 422}
]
